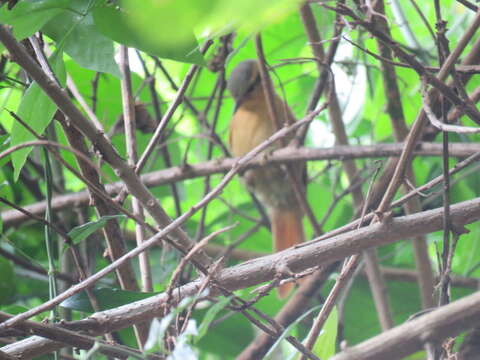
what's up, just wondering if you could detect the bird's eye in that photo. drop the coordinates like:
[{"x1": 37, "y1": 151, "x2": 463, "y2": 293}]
[{"x1": 245, "y1": 75, "x2": 261, "y2": 96}]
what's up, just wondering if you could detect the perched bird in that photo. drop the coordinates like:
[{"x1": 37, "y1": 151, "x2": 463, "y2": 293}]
[{"x1": 227, "y1": 59, "x2": 305, "y2": 297}]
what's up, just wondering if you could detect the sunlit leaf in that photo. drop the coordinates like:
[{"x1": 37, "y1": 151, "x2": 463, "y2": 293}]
[
  {"x1": 204, "y1": 0, "x2": 304, "y2": 37},
  {"x1": 0, "y1": 0, "x2": 71, "y2": 39},
  {"x1": 311, "y1": 306, "x2": 338, "y2": 359},
  {"x1": 42, "y1": 0, "x2": 121, "y2": 76},
  {"x1": 10, "y1": 50, "x2": 65, "y2": 180},
  {"x1": 92, "y1": 4, "x2": 204, "y2": 65},
  {"x1": 66, "y1": 214, "x2": 125, "y2": 248},
  {"x1": 196, "y1": 296, "x2": 232, "y2": 343},
  {"x1": 266, "y1": 304, "x2": 322, "y2": 358}
]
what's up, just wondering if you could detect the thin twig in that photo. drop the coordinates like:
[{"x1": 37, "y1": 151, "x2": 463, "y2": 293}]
[
  {"x1": 120, "y1": 46, "x2": 153, "y2": 296},
  {"x1": 0, "y1": 106, "x2": 325, "y2": 332},
  {"x1": 4, "y1": 142, "x2": 480, "y2": 228}
]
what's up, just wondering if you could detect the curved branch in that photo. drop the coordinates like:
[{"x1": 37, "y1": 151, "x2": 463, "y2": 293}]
[
  {"x1": 2, "y1": 197, "x2": 480, "y2": 358},
  {"x1": 2, "y1": 142, "x2": 480, "y2": 227},
  {"x1": 331, "y1": 289, "x2": 480, "y2": 360}
]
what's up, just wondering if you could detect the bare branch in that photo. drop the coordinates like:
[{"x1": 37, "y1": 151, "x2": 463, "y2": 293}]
[
  {"x1": 3, "y1": 197, "x2": 480, "y2": 358},
  {"x1": 3, "y1": 142, "x2": 480, "y2": 227},
  {"x1": 331, "y1": 288, "x2": 480, "y2": 360}
]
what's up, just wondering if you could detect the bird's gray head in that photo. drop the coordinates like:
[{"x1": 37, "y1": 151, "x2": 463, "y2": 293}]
[{"x1": 227, "y1": 59, "x2": 261, "y2": 104}]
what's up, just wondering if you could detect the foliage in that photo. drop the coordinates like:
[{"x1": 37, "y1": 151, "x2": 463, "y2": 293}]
[{"x1": 0, "y1": 0, "x2": 479, "y2": 359}]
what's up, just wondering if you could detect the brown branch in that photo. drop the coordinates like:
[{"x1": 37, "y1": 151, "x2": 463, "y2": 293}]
[
  {"x1": 304, "y1": 149, "x2": 480, "y2": 248},
  {"x1": 372, "y1": 0, "x2": 435, "y2": 309},
  {"x1": 456, "y1": 0, "x2": 478, "y2": 11},
  {"x1": 66, "y1": 76, "x2": 105, "y2": 133},
  {"x1": 330, "y1": 288, "x2": 480, "y2": 360},
  {"x1": 3, "y1": 142, "x2": 480, "y2": 227},
  {"x1": 119, "y1": 45, "x2": 151, "y2": 346},
  {"x1": 202, "y1": 244, "x2": 480, "y2": 289},
  {"x1": 3, "y1": 197, "x2": 480, "y2": 358},
  {"x1": 135, "y1": 56, "x2": 202, "y2": 173},
  {"x1": 120, "y1": 46, "x2": 152, "y2": 294},
  {"x1": 0, "y1": 107, "x2": 323, "y2": 332},
  {"x1": 195, "y1": 66, "x2": 229, "y2": 244},
  {"x1": 301, "y1": 158, "x2": 382, "y2": 359},
  {"x1": 135, "y1": 51, "x2": 183, "y2": 217},
  {"x1": 0, "y1": 24, "x2": 212, "y2": 270},
  {"x1": 332, "y1": 2, "x2": 480, "y2": 124},
  {"x1": 0, "y1": 312, "x2": 162, "y2": 360},
  {"x1": 255, "y1": 32, "x2": 323, "y2": 236},
  {"x1": 166, "y1": 224, "x2": 236, "y2": 298},
  {"x1": 423, "y1": 82, "x2": 480, "y2": 133},
  {"x1": 301, "y1": 2, "x2": 393, "y2": 333},
  {"x1": 0, "y1": 111, "x2": 115, "y2": 327},
  {"x1": 237, "y1": 263, "x2": 338, "y2": 360},
  {"x1": 29, "y1": 36, "x2": 141, "y2": 347},
  {"x1": 374, "y1": 37, "x2": 480, "y2": 212},
  {"x1": 327, "y1": 2, "x2": 480, "y2": 216},
  {"x1": 378, "y1": 266, "x2": 478, "y2": 289}
]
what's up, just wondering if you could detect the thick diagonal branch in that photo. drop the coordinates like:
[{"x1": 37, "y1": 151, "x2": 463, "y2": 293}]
[{"x1": 2, "y1": 197, "x2": 480, "y2": 358}]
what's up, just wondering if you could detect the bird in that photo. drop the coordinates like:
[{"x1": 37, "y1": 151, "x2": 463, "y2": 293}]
[{"x1": 227, "y1": 59, "x2": 305, "y2": 297}]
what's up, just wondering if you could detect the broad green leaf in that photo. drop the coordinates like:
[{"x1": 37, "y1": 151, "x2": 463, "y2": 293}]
[
  {"x1": 122, "y1": 0, "x2": 212, "y2": 47},
  {"x1": 0, "y1": 0, "x2": 71, "y2": 40},
  {"x1": 266, "y1": 304, "x2": 322, "y2": 358},
  {"x1": 92, "y1": 5, "x2": 204, "y2": 66},
  {"x1": 11, "y1": 50, "x2": 65, "y2": 180},
  {"x1": 404, "y1": 351, "x2": 427, "y2": 359},
  {"x1": 0, "y1": 167, "x2": 20, "y2": 210},
  {"x1": 340, "y1": 277, "x2": 382, "y2": 344},
  {"x1": 451, "y1": 224, "x2": 480, "y2": 277},
  {"x1": 195, "y1": 296, "x2": 232, "y2": 343},
  {"x1": 204, "y1": 0, "x2": 304, "y2": 37},
  {"x1": 1, "y1": 304, "x2": 29, "y2": 314},
  {"x1": 0, "y1": 134, "x2": 10, "y2": 173},
  {"x1": 95, "y1": 0, "x2": 303, "y2": 65},
  {"x1": 60, "y1": 287, "x2": 159, "y2": 312},
  {"x1": 311, "y1": 306, "x2": 338, "y2": 359},
  {"x1": 42, "y1": 0, "x2": 121, "y2": 77},
  {"x1": 66, "y1": 214, "x2": 125, "y2": 248}
]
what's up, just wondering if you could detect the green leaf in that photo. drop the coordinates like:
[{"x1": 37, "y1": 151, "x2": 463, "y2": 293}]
[
  {"x1": 92, "y1": 5, "x2": 205, "y2": 65},
  {"x1": 11, "y1": 50, "x2": 66, "y2": 180},
  {"x1": 42, "y1": 0, "x2": 121, "y2": 77},
  {"x1": 122, "y1": 0, "x2": 212, "y2": 45},
  {"x1": 1, "y1": 304, "x2": 29, "y2": 314},
  {"x1": 311, "y1": 306, "x2": 338, "y2": 359},
  {"x1": 0, "y1": 0, "x2": 71, "y2": 40},
  {"x1": 0, "y1": 135, "x2": 9, "y2": 187},
  {"x1": 266, "y1": 304, "x2": 322, "y2": 358},
  {"x1": 67, "y1": 214, "x2": 125, "y2": 247},
  {"x1": 60, "y1": 287, "x2": 160, "y2": 312},
  {"x1": 195, "y1": 296, "x2": 232, "y2": 343},
  {"x1": 403, "y1": 351, "x2": 427, "y2": 359},
  {"x1": 212, "y1": 0, "x2": 304, "y2": 36}
]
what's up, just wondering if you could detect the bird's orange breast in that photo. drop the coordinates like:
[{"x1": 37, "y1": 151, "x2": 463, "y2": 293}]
[
  {"x1": 229, "y1": 87, "x2": 290, "y2": 157},
  {"x1": 229, "y1": 108, "x2": 275, "y2": 157}
]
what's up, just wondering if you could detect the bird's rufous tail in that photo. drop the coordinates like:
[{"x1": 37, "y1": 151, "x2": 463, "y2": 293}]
[{"x1": 271, "y1": 208, "x2": 304, "y2": 298}]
